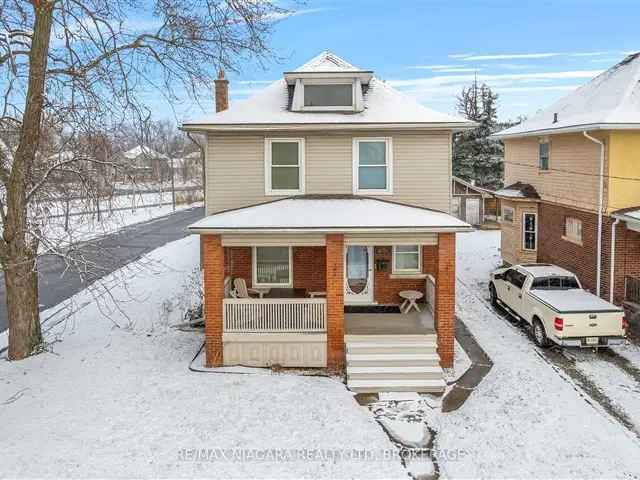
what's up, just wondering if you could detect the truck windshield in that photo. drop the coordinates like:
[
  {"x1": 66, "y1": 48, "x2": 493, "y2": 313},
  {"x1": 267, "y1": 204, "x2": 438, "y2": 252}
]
[{"x1": 531, "y1": 276, "x2": 580, "y2": 290}]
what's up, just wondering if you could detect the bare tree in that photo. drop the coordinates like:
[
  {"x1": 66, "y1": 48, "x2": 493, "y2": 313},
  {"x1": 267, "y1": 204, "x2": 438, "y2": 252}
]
[{"x1": 0, "y1": 0, "x2": 286, "y2": 359}]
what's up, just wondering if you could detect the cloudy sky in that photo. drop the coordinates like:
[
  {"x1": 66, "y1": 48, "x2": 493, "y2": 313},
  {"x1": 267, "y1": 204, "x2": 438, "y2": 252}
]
[{"x1": 173, "y1": 0, "x2": 639, "y2": 122}]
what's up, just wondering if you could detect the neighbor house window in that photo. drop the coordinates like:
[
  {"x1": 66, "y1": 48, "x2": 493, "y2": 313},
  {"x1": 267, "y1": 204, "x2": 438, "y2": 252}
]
[
  {"x1": 265, "y1": 138, "x2": 305, "y2": 195},
  {"x1": 502, "y1": 206, "x2": 514, "y2": 222},
  {"x1": 523, "y1": 212, "x2": 537, "y2": 251},
  {"x1": 393, "y1": 245, "x2": 421, "y2": 273},
  {"x1": 539, "y1": 141, "x2": 550, "y2": 170},
  {"x1": 253, "y1": 246, "x2": 292, "y2": 286},
  {"x1": 353, "y1": 138, "x2": 393, "y2": 194},
  {"x1": 564, "y1": 216, "x2": 583, "y2": 244},
  {"x1": 304, "y1": 84, "x2": 353, "y2": 108}
]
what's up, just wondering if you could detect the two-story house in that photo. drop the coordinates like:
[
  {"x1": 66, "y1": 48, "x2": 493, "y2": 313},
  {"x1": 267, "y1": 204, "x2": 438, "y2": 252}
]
[
  {"x1": 182, "y1": 52, "x2": 473, "y2": 393},
  {"x1": 494, "y1": 53, "x2": 640, "y2": 322}
]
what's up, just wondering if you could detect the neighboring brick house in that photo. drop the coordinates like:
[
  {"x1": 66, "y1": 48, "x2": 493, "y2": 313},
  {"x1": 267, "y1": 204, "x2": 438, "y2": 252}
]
[
  {"x1": 182, "y1": 52, "x2": 473, "y2": 393},
  {"x1": 493, "y1": 53, "x2": 640, "y2": 321}
]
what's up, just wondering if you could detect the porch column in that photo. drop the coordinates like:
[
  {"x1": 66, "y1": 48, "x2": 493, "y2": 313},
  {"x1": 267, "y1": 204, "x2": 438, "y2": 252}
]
[
  {"x1": 203, "y1": 234, "x2": 224, "y2": 367},
  {"x1": 326, "y1": 234, "x2": 345, "y2": 370},
  {"x1": 436, "y1": 232, "x2": 456, "y2": 368}
]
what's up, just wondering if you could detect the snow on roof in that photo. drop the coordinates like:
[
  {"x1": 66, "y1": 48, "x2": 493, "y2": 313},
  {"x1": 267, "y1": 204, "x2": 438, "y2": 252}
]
[
  {"x1": 612, "y1": 206, "x2": 640, "y2": 223},
  {"x1": 184, "y1": 78, "x2": 470, "y2": 129},
  {"x1": 494, "y1": 182, "x2": 540, "y2": 200},
  {"x1": 495, "y1": 53, "x2": 640, "y2": 138},
  {"x1": 189, "y1": 196, "x2": 471, "y2": 233},
  {"x1": 123, "y1": 145, "x2": 168, "y2": 160},
  {"x1": 291, "y1": 51, "x2": 364, "y2": 73}
]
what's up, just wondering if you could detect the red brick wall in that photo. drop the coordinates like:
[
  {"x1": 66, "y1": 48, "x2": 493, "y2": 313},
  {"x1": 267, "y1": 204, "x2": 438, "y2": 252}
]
[
  {"x1": 326, "y1": 235, "x2": 345, "y2": 370},
  {"x1": 293, "y1": 246, "x2": 326, "y2": 292},
  {"x1": 373, "y1": 246, "x2": 436, "y2": 304},
  {"x1": 435, "y1": 233, "x2": 456, "y2": 368},
  {"x1": 224, "y1": 247, "x2": 252, "y2": 286},
  {"x1": 203, "y1": 235, "x2": 224, "y2": 367},
  {"x1": 538, "y1": 203, "x2": 640, "y2": 305}
]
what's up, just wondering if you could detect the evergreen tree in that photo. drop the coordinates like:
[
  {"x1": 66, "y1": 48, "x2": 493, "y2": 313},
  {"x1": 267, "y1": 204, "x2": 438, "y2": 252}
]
[{"x1": 453, "y1": 80, "x2": 515, "y2": 190}]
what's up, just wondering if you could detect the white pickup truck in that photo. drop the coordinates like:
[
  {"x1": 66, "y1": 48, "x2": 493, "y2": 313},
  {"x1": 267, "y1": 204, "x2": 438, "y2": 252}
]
[{"x1": 489, "y1": 263, "x2": 627, "y2": 348}]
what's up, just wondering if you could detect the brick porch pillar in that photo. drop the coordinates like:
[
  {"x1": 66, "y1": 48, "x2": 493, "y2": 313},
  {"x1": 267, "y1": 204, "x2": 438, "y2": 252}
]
[
  {"x1": 326, "y1": 234, "x2": 345, "y2": 370},
  {"x1": 436, "y1": 232, "x2": 456, "y2": 368},
  {"x1": 202, "y1": 234, "x2": 224, "y2": 367}
]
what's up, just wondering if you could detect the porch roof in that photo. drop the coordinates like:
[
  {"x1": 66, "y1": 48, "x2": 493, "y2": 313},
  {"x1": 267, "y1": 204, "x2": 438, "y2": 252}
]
[{"x1": 189, "y1": 196, "x2": 472, "y2": 234}]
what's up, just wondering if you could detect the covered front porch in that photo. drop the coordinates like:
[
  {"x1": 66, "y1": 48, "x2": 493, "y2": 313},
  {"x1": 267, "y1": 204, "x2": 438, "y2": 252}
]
[{"x1": 189, "y1": 196, "x2": 470, "y2": 370}]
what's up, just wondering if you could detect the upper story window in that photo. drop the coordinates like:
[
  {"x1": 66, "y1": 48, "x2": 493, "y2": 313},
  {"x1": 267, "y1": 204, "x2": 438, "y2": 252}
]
[
  {"x1": 539, "y1": 140, "x2": 550, "y2": 170},
  {"x1": 304, "y1": 84, "x2": 353, "y2": 108},
  {"x1": 264, "y1": 138, "x2": 305, "y2": 195},
  {"x1": 353, "y1": 137, "x2": 393, "y2": 195}
]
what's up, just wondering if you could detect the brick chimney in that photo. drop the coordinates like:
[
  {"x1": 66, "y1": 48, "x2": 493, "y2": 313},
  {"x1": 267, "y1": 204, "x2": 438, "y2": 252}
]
[{"x1": 214, "y1": 68, "x2": 229, "y2": 112}]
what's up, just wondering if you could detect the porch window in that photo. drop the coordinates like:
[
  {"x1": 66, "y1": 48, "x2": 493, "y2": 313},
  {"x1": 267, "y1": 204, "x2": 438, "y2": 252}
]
[
  {"x1": 265, "y1": 138, "x2": 305, "y2": 195},
  {"x1": 393, "y1": 245, "x2": 421, "y2": 273},
  {"x1": 253, "y1": 246, "x2": 292, "y2": 286},
  {"x1": 353, "y1": 138, "x2": 393, "y2": 194},
  {"x1": 522, "y1": 212, "x2": 537, "y2": 251}
]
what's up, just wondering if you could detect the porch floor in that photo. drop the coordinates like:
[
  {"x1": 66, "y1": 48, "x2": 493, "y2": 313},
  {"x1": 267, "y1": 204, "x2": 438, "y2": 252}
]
[{"x1": 344, "y1": 309, "x2": 435, "y2": 336}]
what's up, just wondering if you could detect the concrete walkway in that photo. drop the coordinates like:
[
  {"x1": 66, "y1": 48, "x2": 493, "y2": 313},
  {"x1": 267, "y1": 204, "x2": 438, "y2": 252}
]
[{"x1": 442, "y1": 317, "x2": 494, "y2": 412}]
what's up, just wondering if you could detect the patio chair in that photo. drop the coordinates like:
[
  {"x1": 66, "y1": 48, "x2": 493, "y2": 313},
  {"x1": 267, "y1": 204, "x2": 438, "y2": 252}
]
[{"x1": 231, "y1": 278, "x2": 260, "y2": 299}]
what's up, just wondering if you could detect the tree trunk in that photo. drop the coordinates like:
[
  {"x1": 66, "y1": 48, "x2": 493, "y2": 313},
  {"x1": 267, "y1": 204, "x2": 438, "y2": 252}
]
[{"x1": 3, "y1": 2, "x2": 54, "y2": 360}]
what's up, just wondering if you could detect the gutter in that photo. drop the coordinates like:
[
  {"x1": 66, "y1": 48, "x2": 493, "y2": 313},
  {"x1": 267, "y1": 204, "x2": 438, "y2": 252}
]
[
  {"x1": 180, "y1": 121, "x2": 477, "y2": 133},
  {"x1": 610, "y1": 218, "x2": 621, "y2": 303},
  {"x1": 583, "y1": 131, "x2": 605, "y2": 298},
  {"x1": 186, "y1": 226, "x2": 474, "y2": 235},
  {"x1": 492, "y1": 122, "x2": 640, "y2": 140}
]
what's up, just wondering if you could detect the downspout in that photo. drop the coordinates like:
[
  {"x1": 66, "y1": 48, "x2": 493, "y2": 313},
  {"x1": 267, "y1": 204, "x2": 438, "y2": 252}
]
[
  {"x1": 583, "y1": 131, "x2": 605, "y2": 297},
  {"x1": 610, "y1": 217, "x2": 621, "y2": 303}
]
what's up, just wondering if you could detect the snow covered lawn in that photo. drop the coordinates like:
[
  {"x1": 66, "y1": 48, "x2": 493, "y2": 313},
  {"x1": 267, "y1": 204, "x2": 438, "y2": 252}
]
[
  {"x1": 433, "y1": 230, "x2": 640, "y2": 478},
  {"x1": 0, "y1": 236, "x2": 405, "y2": 479}
]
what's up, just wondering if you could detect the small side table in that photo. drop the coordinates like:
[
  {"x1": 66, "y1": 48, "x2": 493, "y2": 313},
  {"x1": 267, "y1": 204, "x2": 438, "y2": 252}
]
[
  {"x1": 399, "y1": 290, "x2": 423, "y2": 314},
  {"x1": 249, "y1": 287, "x2": 271, "y2": 299}
]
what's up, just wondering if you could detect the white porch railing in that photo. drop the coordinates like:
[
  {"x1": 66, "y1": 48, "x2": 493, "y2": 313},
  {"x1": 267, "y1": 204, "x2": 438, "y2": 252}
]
[
  {"x1": 223, "y1": 298, "x2": 327, "y2": 333},
  {"x1": 426, "y1": 274, "x2": 436, "y2": 316}
]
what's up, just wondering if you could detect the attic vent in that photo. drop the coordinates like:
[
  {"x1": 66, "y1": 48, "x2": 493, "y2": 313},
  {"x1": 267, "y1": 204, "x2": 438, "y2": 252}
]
[{"x1": 553, "y1": 113, "x2": 559, "y2": 123}]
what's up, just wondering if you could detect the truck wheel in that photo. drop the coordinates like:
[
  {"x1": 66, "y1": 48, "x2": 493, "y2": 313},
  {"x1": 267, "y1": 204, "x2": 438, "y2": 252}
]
[
  {"x1": 489, "y1": 283, "x2": 499, "y2": 308},
  {"x1": 533, "y1": 319, "x2": 551, "y2": 348}
]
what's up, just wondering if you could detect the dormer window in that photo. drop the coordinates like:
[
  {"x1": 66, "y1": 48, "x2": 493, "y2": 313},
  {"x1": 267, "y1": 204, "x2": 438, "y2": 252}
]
[{"x1": 304, "y1": 84, "x2": 353, "y2": 108}]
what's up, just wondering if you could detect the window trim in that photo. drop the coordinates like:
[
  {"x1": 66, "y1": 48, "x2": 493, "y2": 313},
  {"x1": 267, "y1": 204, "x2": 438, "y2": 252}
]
[
  {"x1": 264, "y1": 138, "x2": 305, "y2": 196},
  {"x1": 522, "y1": 212, "x2": 538, "y2": 251},
  {"x1": 502, "y1": 206, "x2": 515, "y2": 223},
  {"x1": 392, "y1": 245, "x2": 422, "y2": 274},
  {"x1": 563, "y1": 216, "x2": 583, "y2": 245},
  {"x1": 252, "y1": 246, "x2": 293, "y2": 288},
  {"x1": 352, "y1": 137, "x2": 394, "y2": 195},
  {"x1": 538, "y1": 139, "x2": 550, "y2": 171}
]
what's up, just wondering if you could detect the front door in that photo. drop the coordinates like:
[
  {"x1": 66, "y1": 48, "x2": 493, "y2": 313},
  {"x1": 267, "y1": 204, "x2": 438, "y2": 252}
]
[{"x1": 344, "y1": 245, "x2": 374, "y2": 304}]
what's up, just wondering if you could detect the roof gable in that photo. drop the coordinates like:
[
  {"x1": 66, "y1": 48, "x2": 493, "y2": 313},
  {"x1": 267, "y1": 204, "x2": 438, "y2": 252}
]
[
  {"x1": 291, "y1": 51, "x2": 364, "y2": 73},
  {"x1": 495, "y1": 53, "x2": 640, "y2": 138}
]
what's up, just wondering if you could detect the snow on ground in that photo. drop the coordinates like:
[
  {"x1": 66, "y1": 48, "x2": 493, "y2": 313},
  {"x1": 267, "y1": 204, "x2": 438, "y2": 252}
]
[
  {"x1": 0, "y1": 235, "x2": 406, "y2": 479},
  {"x1": 432, "y1": 230, "x2": 640, "y2": 478}
]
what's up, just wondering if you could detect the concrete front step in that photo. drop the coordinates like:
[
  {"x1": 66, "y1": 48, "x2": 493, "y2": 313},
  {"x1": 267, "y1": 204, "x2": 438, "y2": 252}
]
[
  {"x1": 345, "y1": 334, "x2": 437, "y2": 343},
  {"x1": 346, "y1": 352, "x2": 440, "y2": 367},
  {"x1": 347, "y1": 365, "x2": 443, "y2": 380},
  {"x1": 347, "y1": 378, "x2": 446, "y2": 393},
  {"x1": 347, "y1": 343, "x2": 437, "y2": 354}
]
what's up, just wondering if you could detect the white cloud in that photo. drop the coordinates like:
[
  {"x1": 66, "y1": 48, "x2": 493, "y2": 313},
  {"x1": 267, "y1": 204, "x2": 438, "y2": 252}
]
[
  {"x1": 408, "y1": 64, "x2": 460, "y2": 70},
  {"x1": 448, "y1": 51, "x2": 612, "y2": 61},
  {"x1": 409, "y1": 65, "x2": 480, "y2": 73},
  {"x1": 266, "y1": 8, "x2": 327, "y2": 21},
  {"x1": 237, "y1": 80, "x2": 277, "y2": 85}
]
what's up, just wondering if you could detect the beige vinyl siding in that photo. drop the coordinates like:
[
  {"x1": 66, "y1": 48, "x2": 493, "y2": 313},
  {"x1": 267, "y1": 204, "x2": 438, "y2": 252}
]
[
  {"x1": 206, "y1": 131, "x2": 451, "y2": 214},
  {"x1": 503, "y1": 133, "x2": 607, "y2": 213},
  {"x1": 499, "y1": 199, "x2": 538, "y2": 265}
]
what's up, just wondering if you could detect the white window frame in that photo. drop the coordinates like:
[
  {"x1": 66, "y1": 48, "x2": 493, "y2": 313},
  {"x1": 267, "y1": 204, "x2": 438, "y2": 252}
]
[
  {"x1": 563, "y1": 216, "x2": 583, "y2": 245},
  {"x1": 522, "y1": 212, "x2": 538, "y2": 251},
  {"x1": 502, "y1": 206, "x2": 515, "y2": 223},
  {"x1": 252, "y1": 246, "x2": 293, "y2": 288},
  {"x1": 352, "y1": 137, "x2": 393, "y2": 195},
  {"x1": 264, "y1": 138, "x2": 305, "y2": 196},
  {"x1": 392, "y1": 245, "x2": 422, "y2": 274},
  {"x1": 295, "y1": 78, "x2": 357, "y2": 112},
  {"x1": 538, "y1": 138, "x2": 550, "y2": 171}
]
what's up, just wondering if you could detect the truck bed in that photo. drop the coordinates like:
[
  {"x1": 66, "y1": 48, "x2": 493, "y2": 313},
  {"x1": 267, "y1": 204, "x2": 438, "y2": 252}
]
[{"x1": 528, "y1": 289, "x2": 624, "y2": 314}]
